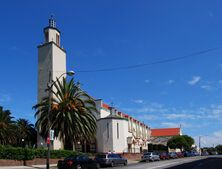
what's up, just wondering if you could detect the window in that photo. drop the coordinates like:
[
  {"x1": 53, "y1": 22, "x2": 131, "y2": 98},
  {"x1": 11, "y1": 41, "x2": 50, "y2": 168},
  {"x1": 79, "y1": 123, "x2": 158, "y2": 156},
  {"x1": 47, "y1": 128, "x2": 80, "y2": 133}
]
[
  {"x1": 45, "y1": 32, "x2": 49, "y2": 42},
  {"x1": 117, "y1": 122, "x2": 119, "y2": 139},
  {"x1": 56, "y1": 34, "x2": 60, "y2": 46},
  {"x1": 107, "y1": 123, "x2": 109, "y2": 139}
]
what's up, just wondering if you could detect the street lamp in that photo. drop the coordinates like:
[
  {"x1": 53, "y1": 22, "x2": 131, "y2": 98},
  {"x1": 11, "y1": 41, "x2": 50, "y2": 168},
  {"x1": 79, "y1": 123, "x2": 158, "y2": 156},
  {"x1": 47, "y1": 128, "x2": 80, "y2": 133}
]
[{"x1": 46, "y1": 70, "x2": 75, "y2": 169}]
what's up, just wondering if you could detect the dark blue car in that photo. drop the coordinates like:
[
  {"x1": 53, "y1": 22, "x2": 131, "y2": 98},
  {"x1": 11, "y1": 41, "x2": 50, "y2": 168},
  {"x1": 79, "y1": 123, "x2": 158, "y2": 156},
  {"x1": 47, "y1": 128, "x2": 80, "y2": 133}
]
[{"x1": 57, "y1": 155, "x2": 100, "y2": 169}]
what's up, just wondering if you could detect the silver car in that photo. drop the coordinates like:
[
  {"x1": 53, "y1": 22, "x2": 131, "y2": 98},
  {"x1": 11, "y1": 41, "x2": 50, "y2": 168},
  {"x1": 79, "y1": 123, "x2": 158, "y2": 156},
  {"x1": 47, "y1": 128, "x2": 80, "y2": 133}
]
[
  {"x1": 141, "y1": 152, "x2": 160, "y2": 162},
  {"x1": 95, "y1": 153, "x2": 127, "y2": 167}
]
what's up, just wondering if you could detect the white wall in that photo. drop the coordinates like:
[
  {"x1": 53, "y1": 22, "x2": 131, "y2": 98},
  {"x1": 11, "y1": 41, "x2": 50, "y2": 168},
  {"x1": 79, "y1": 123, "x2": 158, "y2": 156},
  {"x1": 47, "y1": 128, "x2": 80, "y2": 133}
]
[
  {"x1": 112, "y1": 119, "x2": 128, "y2": 153},
  {"x1": 46, "y1": 29, "x2": 60, "y2": 46},
  {"x1": 96, "y1": 119, "x2": 113, "y2": 152},
  {"x1": 95, "y1": 100, "x2": 111, "y2": 119},
  {"x1": 96, "y1": 117, "x2": 129, "y2": 153},
  {"x1": 52, "y1": 43, "x2": 66, "y2": 84}
]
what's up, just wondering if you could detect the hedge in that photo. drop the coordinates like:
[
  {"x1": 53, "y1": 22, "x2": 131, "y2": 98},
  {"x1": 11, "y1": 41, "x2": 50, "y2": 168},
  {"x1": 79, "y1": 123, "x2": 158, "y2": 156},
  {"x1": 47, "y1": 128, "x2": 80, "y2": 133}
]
[{"x1": 0, "y1": 145, "x2": 84, "y2": 160}]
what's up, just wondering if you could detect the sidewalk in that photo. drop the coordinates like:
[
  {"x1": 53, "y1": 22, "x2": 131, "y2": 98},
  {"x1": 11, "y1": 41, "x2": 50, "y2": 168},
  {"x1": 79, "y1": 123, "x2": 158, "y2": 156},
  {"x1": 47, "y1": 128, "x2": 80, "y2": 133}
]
[
  {"x1": 0, "y1": 167, "x2": 34, "y2": 169},
  {"x1": 128, "y1": 159, "x2": 140, "y2": 165},
  {"x1": 0, "y1": 160, "x2": 139, "y2": 169},
  {"x1": 0, "y1": 164, "x2": 57, "y2": 169}
]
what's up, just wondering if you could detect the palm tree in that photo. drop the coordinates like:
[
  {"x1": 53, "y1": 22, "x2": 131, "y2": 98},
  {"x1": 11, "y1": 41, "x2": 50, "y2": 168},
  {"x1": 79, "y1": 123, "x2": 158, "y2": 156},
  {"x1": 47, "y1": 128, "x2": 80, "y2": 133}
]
[
  {"x1": 0, "y1": 106, "x2": 17, "y2": 145},
  {"x1": 34, "y1": 78, "x2": 97, "y2": 150},
  {"x1": 16, "y1": 118, "x2": 37, "y2": 147}
]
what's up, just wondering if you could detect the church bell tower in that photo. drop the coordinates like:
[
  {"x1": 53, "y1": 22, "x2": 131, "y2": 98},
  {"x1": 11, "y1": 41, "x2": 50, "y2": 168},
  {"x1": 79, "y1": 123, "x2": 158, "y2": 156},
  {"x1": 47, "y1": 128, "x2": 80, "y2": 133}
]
[{"x1": 37, "y1": 16, "x2": 66, "y2": 149}]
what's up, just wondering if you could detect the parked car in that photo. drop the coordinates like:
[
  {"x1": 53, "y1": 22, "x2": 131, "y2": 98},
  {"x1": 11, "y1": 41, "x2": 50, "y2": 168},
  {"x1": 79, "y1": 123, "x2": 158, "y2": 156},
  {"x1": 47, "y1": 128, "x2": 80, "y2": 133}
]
[
  {"x1": 176, "y1": 152, "x2": 184, "y2": 158},
  {"x1": 95, "y1": 153, "x2": 127, "y2": 167},
  {"x1": 183, "y1": 151, "x2": 195, "y2": 157},
  {"x1": 194, "y1": 152, "x2": 200, "y2": 156},
  {"x1": 168, "y1": 152, "x2": 178, "y2": 159},
  {"x1": 159, "y1": 152, "x2": 170, "y2": 160},
  {"x1": 141, "y1": 152, "x2": 160, "y2": 162},
  {"x1": 57, "y1": 155, "x2": 100, "y2": 169}
]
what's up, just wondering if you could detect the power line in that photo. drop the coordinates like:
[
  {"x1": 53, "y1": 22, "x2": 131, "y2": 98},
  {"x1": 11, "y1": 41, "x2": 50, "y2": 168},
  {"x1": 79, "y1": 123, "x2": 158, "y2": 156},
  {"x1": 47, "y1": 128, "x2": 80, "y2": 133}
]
[{"x1": 75, "y1": 45, "x2": 222, "y2": 73}]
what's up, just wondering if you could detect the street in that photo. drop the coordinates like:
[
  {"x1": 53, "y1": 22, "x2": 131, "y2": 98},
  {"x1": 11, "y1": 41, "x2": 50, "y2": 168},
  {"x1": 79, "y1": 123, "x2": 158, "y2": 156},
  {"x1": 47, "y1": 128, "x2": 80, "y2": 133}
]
[
  {"x1": 104, "y1": 156, "x2": 222, "y2": 169},
  {"x1": 1, "y1": 156, "x2": 222, "y2": 169},
  {"x1": 165, "y1": 156, "x2": 222, "y2": 169}
]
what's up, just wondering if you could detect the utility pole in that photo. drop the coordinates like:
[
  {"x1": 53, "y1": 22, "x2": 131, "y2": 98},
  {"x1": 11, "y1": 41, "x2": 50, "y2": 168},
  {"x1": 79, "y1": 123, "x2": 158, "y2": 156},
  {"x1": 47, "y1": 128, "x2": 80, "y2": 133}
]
[{"x1": 199, "y1": 136, "x2": 201, "y2": 156}]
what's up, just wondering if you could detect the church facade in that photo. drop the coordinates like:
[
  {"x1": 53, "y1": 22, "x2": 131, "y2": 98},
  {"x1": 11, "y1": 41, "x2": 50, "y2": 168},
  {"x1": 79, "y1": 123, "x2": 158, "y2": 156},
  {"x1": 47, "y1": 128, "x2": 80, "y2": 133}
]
[
  {"x1": 37, "y1": 18, "x2": 152, "y2": 153},
  {"x1": 37, "y1": 17, "x2": 67, "y2": 149}
]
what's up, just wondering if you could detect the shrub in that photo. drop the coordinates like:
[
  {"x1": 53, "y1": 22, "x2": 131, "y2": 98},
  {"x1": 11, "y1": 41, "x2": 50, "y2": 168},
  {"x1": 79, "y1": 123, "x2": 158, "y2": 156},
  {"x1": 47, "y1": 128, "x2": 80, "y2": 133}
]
[
  {"x1": 0, "y1": 146, "x2": 35, "y2": 160},
  {"x1": 0, "y1": 145, "x2": 86, "y2": 160}
]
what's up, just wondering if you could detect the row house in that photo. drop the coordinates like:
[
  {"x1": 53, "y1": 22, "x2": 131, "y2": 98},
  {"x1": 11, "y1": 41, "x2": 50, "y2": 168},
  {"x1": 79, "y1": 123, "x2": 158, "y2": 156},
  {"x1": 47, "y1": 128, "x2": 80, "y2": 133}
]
[{"x1": 150, "y1": 128, "x2": 182, "y2": 146}]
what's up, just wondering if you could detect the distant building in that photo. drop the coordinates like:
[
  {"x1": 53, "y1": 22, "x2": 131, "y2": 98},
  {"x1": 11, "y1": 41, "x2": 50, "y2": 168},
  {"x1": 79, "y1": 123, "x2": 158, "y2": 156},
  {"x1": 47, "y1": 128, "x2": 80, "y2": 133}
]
[{"x1": 150, "y1": 128, "x2": 182, "y2": 146}]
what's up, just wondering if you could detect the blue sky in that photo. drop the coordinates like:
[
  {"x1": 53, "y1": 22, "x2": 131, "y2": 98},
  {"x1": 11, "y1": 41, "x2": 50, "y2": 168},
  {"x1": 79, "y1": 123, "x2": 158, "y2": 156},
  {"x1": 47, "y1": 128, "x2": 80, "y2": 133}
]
[{"x1": 0, "y1": 0, "x2": 222, "y2": 147}]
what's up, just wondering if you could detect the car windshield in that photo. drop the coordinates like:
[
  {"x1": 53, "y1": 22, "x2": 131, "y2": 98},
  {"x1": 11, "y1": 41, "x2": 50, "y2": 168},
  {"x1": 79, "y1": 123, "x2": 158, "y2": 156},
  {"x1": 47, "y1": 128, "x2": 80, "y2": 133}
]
[{"x1": 145, "y1": 152, "x2": 151, "y2": 155}]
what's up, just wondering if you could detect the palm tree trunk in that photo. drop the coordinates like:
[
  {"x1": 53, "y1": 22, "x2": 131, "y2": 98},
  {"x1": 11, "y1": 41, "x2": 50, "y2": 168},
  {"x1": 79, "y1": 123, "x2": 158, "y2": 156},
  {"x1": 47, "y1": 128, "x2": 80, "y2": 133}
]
[{"x1": 73, "y1": 140, "x2": 76, "y2": 151}]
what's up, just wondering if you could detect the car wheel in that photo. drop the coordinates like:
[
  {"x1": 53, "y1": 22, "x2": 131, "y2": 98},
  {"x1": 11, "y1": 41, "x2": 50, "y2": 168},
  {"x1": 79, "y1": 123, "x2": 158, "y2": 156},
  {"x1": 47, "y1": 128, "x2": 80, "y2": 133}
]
[
  {"x1": 124, "y1": 161, "x2": 127, "y2": 166},
  {"x1": 76, "y1": 164, "x2": 81, "y2": 169},
  {"x1": 111, "y1": 161, "x2": 114, "y2": 167}
]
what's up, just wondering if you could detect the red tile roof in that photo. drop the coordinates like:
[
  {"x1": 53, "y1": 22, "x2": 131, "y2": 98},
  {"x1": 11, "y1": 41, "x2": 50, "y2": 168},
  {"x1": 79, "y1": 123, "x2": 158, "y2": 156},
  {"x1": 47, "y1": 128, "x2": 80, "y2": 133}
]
[
  {"x1": 102, "y1": 103, "x2": 110, "y2": 109},
  {"x1": 151, "y1": 128, "x2": 180, "y2": 137},
  {"x1": 101, "y1": 102, "x2": 150, "y2": 129}
]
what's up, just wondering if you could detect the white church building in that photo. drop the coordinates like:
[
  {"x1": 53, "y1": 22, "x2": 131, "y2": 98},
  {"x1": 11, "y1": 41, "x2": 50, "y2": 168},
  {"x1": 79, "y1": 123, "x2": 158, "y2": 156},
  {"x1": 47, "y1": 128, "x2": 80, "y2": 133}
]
[{"x1": 37, "y1": 17, "x2": 151, "y2": 153}]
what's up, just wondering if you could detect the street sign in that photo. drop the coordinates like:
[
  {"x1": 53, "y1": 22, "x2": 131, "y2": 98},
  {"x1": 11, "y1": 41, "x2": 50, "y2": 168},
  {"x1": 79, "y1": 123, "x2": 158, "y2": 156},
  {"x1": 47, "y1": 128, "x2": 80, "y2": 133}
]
[
  {"x1": 46, "y1": 137, "x2": 50, "y2": 144},
  {"x1": 50, "y1": 129, "x2": 54, "y2": 140}
]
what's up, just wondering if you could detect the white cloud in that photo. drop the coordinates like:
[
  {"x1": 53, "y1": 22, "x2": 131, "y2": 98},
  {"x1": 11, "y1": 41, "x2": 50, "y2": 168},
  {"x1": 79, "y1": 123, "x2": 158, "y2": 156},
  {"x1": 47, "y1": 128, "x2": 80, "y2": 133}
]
[
  {"x1": 133, "y1": 99, "x2": 144, "y2": 104},
  {"x1": 167, "y1": 80, "x2": 175, "y2": 85},
  {"x1": 194, "y1": 130, "x2": 222, "y2": 147},
  {"x1": 188, "y1": 76, "x2": 201, "y2": 85},
  {"x1": 198, "y1": 104, "x2": 222, "y2": 120},
  {"x1": 200, "y1": 85, "x2": 212, "y2": 90},
  {"x1": 160, "y1": 122, "x2": 191, "y2": 129},
  {"x1": 164, "y1": 113, "x2": 194, "y2": 120},
  {"x1": 123, "y1": 102, "x2": 168, "y2": 114},
  {"x1": 136, "y1": 114, "x2": 157, "y2": 121},
  {"x1": 160, "y1": 122, "x2": 180, "y2": 128}
]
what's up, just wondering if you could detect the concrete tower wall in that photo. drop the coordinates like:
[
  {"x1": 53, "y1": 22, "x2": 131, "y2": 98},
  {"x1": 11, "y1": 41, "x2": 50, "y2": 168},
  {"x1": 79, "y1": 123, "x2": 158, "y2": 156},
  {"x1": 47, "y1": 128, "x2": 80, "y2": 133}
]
[
  {"x1": 37, "y1": 17, "x2": 66, "y2": 149},
  {"x1": 38, "y1": 44, "x2": 52, "y2": 103}
]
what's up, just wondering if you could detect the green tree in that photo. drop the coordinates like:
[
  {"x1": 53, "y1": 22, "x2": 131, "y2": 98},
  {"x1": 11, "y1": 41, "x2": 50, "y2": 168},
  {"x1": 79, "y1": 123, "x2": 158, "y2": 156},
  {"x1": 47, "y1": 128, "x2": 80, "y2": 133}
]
[
  {"x1": 16, "y1": 118, "x2": 37, "y2": 147},
  {"x1": 0, "y1": 106, "x2": 17, "y2": 145},
  {"x1": 34, "y1": 78, "x2": 97, "y2": 150},
  {"x1": 167, "y1": 136, "x2": 189, "y2": 151},
  {"x1": 182, "y1": 135, "x2": 194, "y2": 150},
  {"x1": 215, "y1": 145, "x2": 222, "y2": 154}
]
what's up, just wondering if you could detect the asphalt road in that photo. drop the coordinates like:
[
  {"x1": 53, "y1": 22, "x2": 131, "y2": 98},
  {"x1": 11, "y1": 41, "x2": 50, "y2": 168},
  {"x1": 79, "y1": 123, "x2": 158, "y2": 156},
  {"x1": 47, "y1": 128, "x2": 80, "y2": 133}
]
[
  {"x1": 105, "y1": 156, "x2": 222, "y2": 169},
  {"x1": 165, "y1": 156, "x2": 222, "y2": 169},
  {"x1": 2, "y1": 156, "x2": 221, "y2": 169}
]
